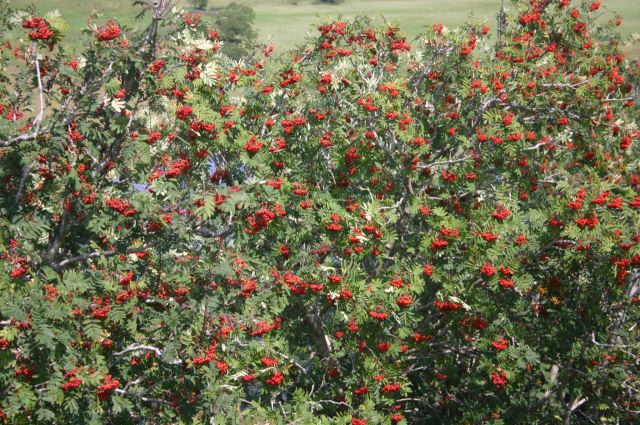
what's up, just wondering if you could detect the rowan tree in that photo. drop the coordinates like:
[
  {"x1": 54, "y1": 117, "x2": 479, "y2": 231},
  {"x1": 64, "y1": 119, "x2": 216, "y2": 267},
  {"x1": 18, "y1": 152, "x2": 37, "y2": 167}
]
[{"x1": 0, "y1": 0, "x2": 638, "y2": 424}]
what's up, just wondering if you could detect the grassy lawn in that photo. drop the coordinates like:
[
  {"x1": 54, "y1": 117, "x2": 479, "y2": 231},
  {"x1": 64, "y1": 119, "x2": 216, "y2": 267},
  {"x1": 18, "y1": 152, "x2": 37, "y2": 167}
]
[
  {"x1": 251, "y1": 0, "x2": 639, "y2": 53},
  {"x1": 7, "y1": 0, "x2": 640, "y2": 54},
  {"x1": 7, "y1": 0, "x2": 149, "y2": 37},
  {"x1": 249, "y1": 0, "x2": 502, "y2": 49}
]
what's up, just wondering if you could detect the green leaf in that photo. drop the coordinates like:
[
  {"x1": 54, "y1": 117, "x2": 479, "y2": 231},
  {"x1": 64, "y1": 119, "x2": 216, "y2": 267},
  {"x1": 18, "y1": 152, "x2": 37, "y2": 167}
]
[{"x1": 35, "y1": 408, "x2": 56, "y2": 422}]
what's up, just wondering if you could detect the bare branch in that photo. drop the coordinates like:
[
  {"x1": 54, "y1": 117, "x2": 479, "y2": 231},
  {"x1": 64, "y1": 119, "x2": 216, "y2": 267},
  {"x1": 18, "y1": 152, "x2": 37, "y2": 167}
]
[
  {"x1": 564, "y1": 396, "x2": 588, "y2": 424},
  {"x1": 15, "y1": 164, "x2": 31, "y2": 204},
  {"x1": 301, "y1": 302, "x2": 332, "y2": 358},
  {"x1": 114, "y1": 388, "x2": 172, "y2": 406},
  {"x1": 147, "y1": 0, "x2": 173, "y2": 20},
  {"x1": 32, "y1": 44, "x2": 45, "y2": 131},
  {"x1": 115, "y1": 344, "x2": 163, "y2": 357},
  {"x1": 540, "y1": 80, "x2": 590, "y2": 89},
  {"x1": 310, "y1": 399, "x2": 353, "y2": 410},
  {"x1": 523, "y1": 138, "x2": 555, "y2": 151},
  {"x1": 50, "y1": 240, "x2": 158, "y2": 271},
  {"x1": 417, "y1": 156, "x2": 472, "y2": 169},
  {"x1": 45, "y1": 206, "x2": 70, "y2": 265},
  {"x1": 1, "y1": 43, "x2": 47, "y2": 148},
  {"x1": 543, "y1": 364, "x2": 560, "y2": 399}
]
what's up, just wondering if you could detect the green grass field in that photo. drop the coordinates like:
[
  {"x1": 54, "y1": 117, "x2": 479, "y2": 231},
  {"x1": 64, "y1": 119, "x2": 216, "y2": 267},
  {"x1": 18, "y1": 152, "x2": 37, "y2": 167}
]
[
  {"x1": 253, "y1": 0, "x2": 639, "y2": 49},
  {"x1": 7, "y1": 0, "x2": 640, "y2": 54}
]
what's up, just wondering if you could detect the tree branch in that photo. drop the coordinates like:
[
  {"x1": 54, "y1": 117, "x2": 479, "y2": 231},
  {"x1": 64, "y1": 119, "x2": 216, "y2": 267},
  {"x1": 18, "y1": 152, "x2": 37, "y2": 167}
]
[
  {"x1": 114, "y1": 388, "x2": 172, "y2": 406},
  {"x1": 15, "y1": 164, "x2": 31, "y2": 204},
  {"x1": 50, "y1": 241, "x2": 158, "y2": 271},
  {"x1": 417, "y1": 156, "x2": 472, "y2": 169},
  {"x1": 114, "y1": 344, "x2": 163, "y2": 357},
  {"x1": 1, "y1": 43, "x2": 47, "y2": 148}
]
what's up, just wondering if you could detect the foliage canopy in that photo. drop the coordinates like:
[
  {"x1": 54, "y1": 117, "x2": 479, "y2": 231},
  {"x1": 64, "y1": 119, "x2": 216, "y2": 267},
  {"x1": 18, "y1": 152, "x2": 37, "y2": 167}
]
[{"x1": 0, "y1": 0, "x2": 639, "y2": 424}]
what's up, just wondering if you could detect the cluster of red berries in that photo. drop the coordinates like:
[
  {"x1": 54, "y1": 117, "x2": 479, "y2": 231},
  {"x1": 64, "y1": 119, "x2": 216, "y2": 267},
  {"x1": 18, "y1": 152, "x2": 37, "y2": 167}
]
[
  {"x1": 192, "y1": 344, "x2": 217, "y2": 366},
  {"x1": 281, "y1": 115, "x2": 307, "y2": 134},
  {"x1": 61, "y1": 370, "x2": 82, "y2": 391},
  {"x1": 395, "y1": 295, "x2": 413, "y2": 308},
  {"x1": 380, "y1": 383, "x2": 401, "y2": 393},
  {"x1": 265, "y1": 371, "x2": 283, "y2": 386},
  {"x1": 176, "y1": 105, "x2": 193, "y2": 121},
  {"x1": 148, "y1": 59, "x2": 166, "y2": 74},
  {"x1": 96, "y1": 375, "x2": 120, "y2": 400},
  {"x1": 97, "y1": 21, "x2": 121, "y2": 41},
  {"x1": 105, "y1": 198, "x2": 137, "y2": 217},
  {"x1": 10, "y1": 264, "x2": 28, "y2": 279},
  {"x1": 165, "y1": 158, "x2": 191, "y2": 178},
  {"x1": 240, "y1": 277, "x2": 257, "y2": 298},
  {"x1": 492, "y1": 205, "x2": 511, "y2": 221},
  {"x1": 279, "y1": 68, "x2": 302, "y2": 88},
  {"x1": 22, "y1": 17, "x2": 54, "y2": 41},
  {"x1": 490, "y1": 371, "x2": 508, "y2": 388},
  {"x1": 433, "y1": 300, "x2": 462, "y2": 312},
  {"x1": 491, "y1": 338, "x2": 509, "y2": 352},
  {"x1": 575, "y1": 212, "x2": 599, "y2": 229},
  {"x1": 368, "y1": 310, "x2": 389, "y2": 320},
  {"x1": 244, "y1": 135, "x2": 264, "y2": 154},
  {"x1": 245, "y1": 205, "x2": 285, "y2": 234},
  {"x1": 248, "y1": 319, "x2": 282, "y2": 337}
]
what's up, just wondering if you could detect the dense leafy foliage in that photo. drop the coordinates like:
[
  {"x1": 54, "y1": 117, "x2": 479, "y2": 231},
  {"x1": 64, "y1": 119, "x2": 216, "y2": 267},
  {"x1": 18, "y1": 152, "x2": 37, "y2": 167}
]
[{"x1": 0, "y1": 0, "x2": 639, "y2": 423}]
